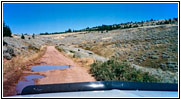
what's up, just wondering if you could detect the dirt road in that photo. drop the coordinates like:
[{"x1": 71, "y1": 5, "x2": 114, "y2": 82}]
[{"x1": 36, "y1": 46, "x2": 95, "y2": 84}]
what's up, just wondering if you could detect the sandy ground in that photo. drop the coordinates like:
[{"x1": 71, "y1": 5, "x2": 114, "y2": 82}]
[{"x1": 36, "y1": 46, "x2": 95, "y2": 84}]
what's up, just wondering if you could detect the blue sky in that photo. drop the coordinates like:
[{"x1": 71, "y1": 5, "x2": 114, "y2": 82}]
[{"x1": 3, "y1": 3, "x2": 178, "y2": 34}]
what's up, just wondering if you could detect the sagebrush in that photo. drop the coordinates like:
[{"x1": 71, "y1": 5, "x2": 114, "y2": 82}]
[{"x1": 90, "y1": 59, "x2": 159, "y2": 82}]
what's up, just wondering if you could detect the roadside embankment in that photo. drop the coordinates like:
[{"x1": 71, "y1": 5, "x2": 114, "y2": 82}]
[{"x1": 3, "y1": 46, "x2": 47, "y2": 96}]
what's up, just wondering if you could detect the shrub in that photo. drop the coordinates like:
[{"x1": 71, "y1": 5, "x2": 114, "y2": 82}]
[
  {"x1": 90, "y1": 59, "x2": 159, "y2": 82},
  {"x1": 32, "y1": 34, "x2": 35, "y2": 39},
  {"x1": 28, "y1": 45, "x2": 39, "y2": 51},
  {"x1": 69, "y1": 50, "x2": 75, "y2": 53},
  {"x1": 3, "y1": 40, "x2": 8, "y2": 46},
  {"x1": 55, "y1": 46, "x2": 63, "y2": 52}
]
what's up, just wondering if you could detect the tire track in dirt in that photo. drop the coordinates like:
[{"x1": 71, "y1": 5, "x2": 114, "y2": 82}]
[{"x1": 35, "y1": 46, "x2": 95, "y2": 84}]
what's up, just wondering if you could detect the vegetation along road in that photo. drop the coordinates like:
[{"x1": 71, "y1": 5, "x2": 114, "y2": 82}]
[{"x1": 3, "y1": 18, "x2": 178, "y2": 96}]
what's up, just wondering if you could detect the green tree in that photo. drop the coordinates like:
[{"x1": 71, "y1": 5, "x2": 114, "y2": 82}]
[
  {"x1": 164, "y1": 20, "x2": 169, "y2": 24},
  {"x1": 3, "y1": 22, "x2": 12, "y2": 37},
  {"x1": 173, "y1": 18, "x2": 178, "y2": 21},
  {"x1": 32, "y1": 33, "x2": 35, "y2": 39},
  {"x1": 21, "y1": 34, "x2": 25, "y2": 39},
  {"x1": 67, "y1": 29, "x2": 72, "y2": 32}
]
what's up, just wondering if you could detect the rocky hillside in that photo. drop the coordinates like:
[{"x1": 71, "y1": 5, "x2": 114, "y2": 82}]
[
  {"x1": 53, "y1": 24, "x2": 178, "y2": 83},
  {"x1": 52, "y1": 24, "x2": 178, "y2": 72},
  {"x1": 3, "y1": 19, "x2": 178, "y2": 83}
]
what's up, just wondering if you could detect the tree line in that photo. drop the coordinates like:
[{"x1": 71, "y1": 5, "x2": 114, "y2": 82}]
[
  {"x1": 3, "y1": 18, "x2": 178, "y2": 37},
  {"x1": 39, "y1": 18, "x2": 178, "y2": 35}
]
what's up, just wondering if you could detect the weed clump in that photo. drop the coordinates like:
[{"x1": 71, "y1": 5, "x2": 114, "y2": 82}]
[{"x1": 90, "y1": 59, "x2": 159, "y2": 82}]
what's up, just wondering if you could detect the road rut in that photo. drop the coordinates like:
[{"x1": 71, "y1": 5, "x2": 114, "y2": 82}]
[{"x1": 36, "y1": 46, "x2": 95, "y2": 84}]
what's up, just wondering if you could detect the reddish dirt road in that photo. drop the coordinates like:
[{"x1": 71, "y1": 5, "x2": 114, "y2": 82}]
[{"x1": 36, "y1": 46, "x2": 95, "y2": 84}]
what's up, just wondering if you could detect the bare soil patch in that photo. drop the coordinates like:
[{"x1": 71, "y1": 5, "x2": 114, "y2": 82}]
[{"x1": 35, "y1": 46, "x2": 95, "y2": 84}]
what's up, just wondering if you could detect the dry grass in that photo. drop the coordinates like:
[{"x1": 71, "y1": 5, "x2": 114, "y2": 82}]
[
  {"x1": 81, "y1": 42, "x2": 115, "y2": 58},
  {"x1": 3, "y1": 46, "x2": 46, "y2": 73},
  {"x1": 3, "y1": 46, "x2": 47, "y2": 96},
  {"x1": 91, "y1": 47, "x2": 114, "y2": 58},
  {"x1": 72, "y1": 58, "x2": 94, "y2": 68},
  {"x1": 55, "y1": 46, "x2": 94, "y2": 69}
]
